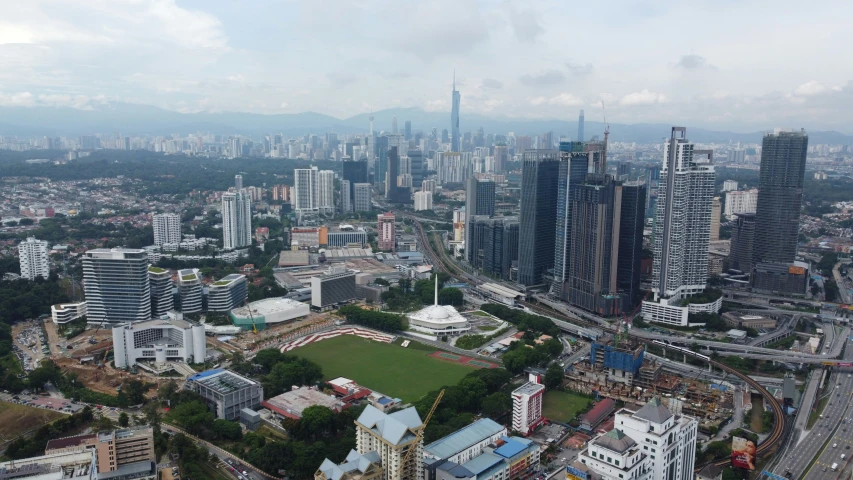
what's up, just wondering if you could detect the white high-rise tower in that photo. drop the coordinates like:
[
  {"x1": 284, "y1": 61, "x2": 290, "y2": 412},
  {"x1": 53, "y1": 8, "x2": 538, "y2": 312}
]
[
  {"x1": 18, "y1": 237, "x2": 49, "y2": 280},
  {"x1": 83, "y1": 248, "x2": 151, "y2": 323},
  {"x1": 293, "y1": 166, "x2": 335, "y2": 216},
  {"x1": 222, "y1": 191, "x2": 252, "y2": 250},
  {"x1": 152, "y1": 213, "x2": 181, "y2": 246}
]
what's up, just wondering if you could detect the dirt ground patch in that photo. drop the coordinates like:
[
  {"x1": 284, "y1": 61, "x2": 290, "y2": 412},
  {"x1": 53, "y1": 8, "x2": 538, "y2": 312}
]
[
  {"x1": 0, "y1": 401, "x2": 64, "y2": 446},
  {"x1": 55, "y1": 357, "x2": 149, "y2": 396}
]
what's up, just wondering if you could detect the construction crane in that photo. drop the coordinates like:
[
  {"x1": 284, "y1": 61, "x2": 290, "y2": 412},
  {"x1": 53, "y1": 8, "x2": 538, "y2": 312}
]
[
  {"x1": 614, "y1": 291, "x2": 653, "y2": 348},
  {"x1": 243, "y1": 300, "x2": 258, "y2": 334},
  {"x1": 399, "y1": 389, "x2": 444, "y2": 480}
]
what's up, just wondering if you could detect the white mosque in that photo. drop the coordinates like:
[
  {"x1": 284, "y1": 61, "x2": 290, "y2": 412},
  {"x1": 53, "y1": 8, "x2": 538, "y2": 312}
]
[{"x1": 407, "y1": 275, "x2": 471, "y2": 336}]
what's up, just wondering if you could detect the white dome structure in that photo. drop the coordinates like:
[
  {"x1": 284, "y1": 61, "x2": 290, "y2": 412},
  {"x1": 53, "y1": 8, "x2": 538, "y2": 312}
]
[{"x1": 407, "y1": 275, "x2": 470, "y2": 336}]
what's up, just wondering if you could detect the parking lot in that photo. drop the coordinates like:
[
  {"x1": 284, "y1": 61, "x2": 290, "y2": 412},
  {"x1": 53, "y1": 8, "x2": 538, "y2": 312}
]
[{"x1": 12, "y1": 320, "x2": 49, "y2": 372}]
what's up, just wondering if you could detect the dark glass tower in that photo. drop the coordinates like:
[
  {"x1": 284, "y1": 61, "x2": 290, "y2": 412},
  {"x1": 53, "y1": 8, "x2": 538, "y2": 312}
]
[
  {"x1": 752, "y1": 129, "x2": 808, "y2": 265},
  {"x1": 518, "y1": 149, "x2": 560, "y2": 286},
  {"x1": 342, "y1": 158, "x2": 368, "y2": 203},
  {"x1": 730, "y1": 213, "x2": 756, "y2": 273},
  {"x1": 408, "y1": 150, "x2": 424, "y2": 188},
  {"x1": 617, "y1": 182, "x2": 647, "y2": 306},
  {"x1": 451, "y1": 74, "x2": 461, "y2": 152},
  {"x1": 374, "y1": 135, "x2": 388, "y2": 188},
  {"x1": 465, "y1": 178, "x2": 495, "y2": 265}
]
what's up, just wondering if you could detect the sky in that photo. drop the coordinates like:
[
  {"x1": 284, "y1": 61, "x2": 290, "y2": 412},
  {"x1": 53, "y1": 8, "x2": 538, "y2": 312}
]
[{"x1": 1, "y1": 0, "x2": 853, "y2": 131}]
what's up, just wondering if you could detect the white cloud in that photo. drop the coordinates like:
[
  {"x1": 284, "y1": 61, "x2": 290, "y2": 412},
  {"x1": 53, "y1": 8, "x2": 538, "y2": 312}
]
[
  {"x1": 792, "y1": 81, "x2": 840, "y2": 97},
  {"x1": 620, "y1": 89, "x2": 668, "y2": 106},
  {"x1": 0, "y1": 92, "x2": 35, "y2": 107},
  {"x1": 548, "y1": 93, "x2": 584, "y2": 107}
]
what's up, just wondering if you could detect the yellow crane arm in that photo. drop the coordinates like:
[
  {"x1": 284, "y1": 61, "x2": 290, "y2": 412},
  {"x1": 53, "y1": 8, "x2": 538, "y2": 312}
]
[{"x1": 400, "y1": 389, "x2": 444, "y2": 479}]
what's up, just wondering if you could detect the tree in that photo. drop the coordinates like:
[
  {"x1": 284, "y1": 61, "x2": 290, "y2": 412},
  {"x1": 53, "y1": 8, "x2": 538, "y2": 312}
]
[
  {"x1": 213, "y1": 419, "x2": 243, "y2": 440},
  {"x1": 481, "y1": 392, "x2": 511, "y2": 417},
  {"x1": 168, "y1": 400, "x2": 215, "y2": 436},
  {"x1": 118, "y1": 412, "x2": 129, "y2": 427},
  {"x1": 18, "y1": 218, "x2": 34, "y2": 226},
  {"x1": 438, "y1": 287, "x2": 463, "y2": 306},
  {"x1": 292, "y1": 406, "x2": 336, "y2": 440},
  {"x1": 544, "y1": 363, "x2": 564, "y2": 389}
]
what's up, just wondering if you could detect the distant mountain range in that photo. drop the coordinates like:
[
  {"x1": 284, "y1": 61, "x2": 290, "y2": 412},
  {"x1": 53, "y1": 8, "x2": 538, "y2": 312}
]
[{"x1": 1, "y1": 103, "x2": 852, "y2": 145}]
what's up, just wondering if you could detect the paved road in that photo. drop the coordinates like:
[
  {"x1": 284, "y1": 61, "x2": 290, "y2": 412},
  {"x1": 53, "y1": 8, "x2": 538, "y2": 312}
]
[
  {"x1": 833, "y1": 262, "x2": 853, "y2": 305},
  {"x1": 773, "y1": 340, "x2": 853, "y2": 479}
]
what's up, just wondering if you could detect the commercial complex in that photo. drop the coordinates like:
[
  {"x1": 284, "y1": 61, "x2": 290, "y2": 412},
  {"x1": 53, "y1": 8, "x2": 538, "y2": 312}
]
[
  {"x1": 185, "y1": 369, "x2": 264, "y2": 421},
  {"x1": 518, "y1": 149, "x2": 560, "y2": 286},
  {"x1": 18, "y1": 237, "x2": 50, "y2": 280},
  {"x1": 147, "y1": 266, "x2": 173, "y2": 317},
  {"x1": 343, "y1": 158, "x2": 369, "y2": 205},
  {"x1": 464, "y1": 177, "x2": 495, "y2": 260},
  {"x1": 751, "y1": 129, "x2": 809, "y2": 295},
  {"x1": 177, "y1": 268, "x2": 203, "y2": 314},
  {"x1": 311, "y1": 268, "x2": 357, "y2": 309},
  {"x1": 377, "y1": 212, "x2": 396, "y2": 251},
  {"x1": 221, "y1": 185, "x2": 252, "y2": 250},
  {"x1": 467, "y1": 216, "x2": 519, "y2": 280},
  {"x1": 229, "y1": 297, "x2": 310, "y2": 331},
  {"x1": 207, "y1": 274, "x2": 248, "y2": 312},
  {"x1": 355, "y1": 405, "x2": 424, "y2": 480},
  {"x1": 574, "y1": 398, "x2": 697, "y2": 480},
  {"x1": 511, "y1": 382, "x2": 545, "y2": 435},
  {"x1": 83, "y1": 248, "x2": 151, "y2": 324},
  {"x1": 112, "y1": 318, "x2": 206, "y2": 368},
  {"x1": 152, "y1": 213, "x2": 181, "y2": 246},
  {"x1": 51, "y1": 301, "x2": 87, "y2": 324},
  {"x1": 643, "y1": 128, "x2": 716, "y2": 326},
  {"x1": 729, "y1": 213, "x2": 757, "y2": 272}
]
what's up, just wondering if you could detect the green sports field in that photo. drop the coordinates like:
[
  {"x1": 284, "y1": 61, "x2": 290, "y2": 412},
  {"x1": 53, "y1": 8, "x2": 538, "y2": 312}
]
[
  {"x1": 291, "y1": 335, "x2": 475, "y2": 402},
  {"x1": 542, "y1": 390, "x2": 592, "y2": 423}
]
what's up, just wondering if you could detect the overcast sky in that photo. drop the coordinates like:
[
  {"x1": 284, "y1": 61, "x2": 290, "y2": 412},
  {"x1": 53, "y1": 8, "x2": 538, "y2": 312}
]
[{"x1": 1, "y1": 0, "x2": 853, "y2": 131}]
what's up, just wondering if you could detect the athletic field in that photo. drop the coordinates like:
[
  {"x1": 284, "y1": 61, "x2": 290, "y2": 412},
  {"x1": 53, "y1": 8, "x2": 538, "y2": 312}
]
[{"x1": 291, "y1": 335, "x2": 476, "y2": 402}]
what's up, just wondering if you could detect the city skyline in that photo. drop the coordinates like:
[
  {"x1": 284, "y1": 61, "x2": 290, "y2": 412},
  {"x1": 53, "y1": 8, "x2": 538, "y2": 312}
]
[{"x1": 2, "y1": 1, "x2": 853, "y2": 131}]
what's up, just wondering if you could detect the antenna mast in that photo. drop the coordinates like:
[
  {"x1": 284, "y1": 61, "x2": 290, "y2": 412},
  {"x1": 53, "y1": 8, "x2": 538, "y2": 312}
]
[{"x1": 601, "y1": 101, "x2": 610, "y2": 174}]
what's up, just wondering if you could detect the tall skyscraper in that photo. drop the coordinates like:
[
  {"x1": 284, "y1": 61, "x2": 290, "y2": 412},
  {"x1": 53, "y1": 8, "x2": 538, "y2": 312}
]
[
  {"x1": 148, "y1": 266, "x2": 174, "y2": 317},
  {"x1": 710, "y1": 197, "x2": 721, "y2": 241},
  {"x1": 177, "y1": 268, "x2": 202, "y2": 313},
  {"x1": 221, "y1": 190, "x2": 252, "y2": 250},
  {"x1": 617, "y1": 182, "x2": 647, "y2": 306},
  {"x1": 651, "y1": 128, "x2": 715, "y2": 299},
  {"x1": 553, "y1": 141, "x2": 602, "y2": 299},
  {"x1": 317, "y1": 170, "x2": 335, "y2": 213},
  {"x1": 470, "y1": 216, "x2": 519, "y2": 280},
  {"x1": 392, "y1": 116, "x2": 398, "y2": 135},
  {"x1": 377, "y1": 212, "x2": 396, "y2": 251},
  {"x1": 752, "y1": 129, "x2": 808, "y2": 266},
  {"x1": 152, "y1": 213, "x2": 181, "y2": 246},
  {"x1": 493, "y1": 144, "x2": 508, "y2": 173},
  {"x1": 451, "y1": 73, "x2": 461, "y2": 152},
  {"x1": 643, "y1": 128, "x2": 715, "y2": 325},
  {"x1": 464, "y1": 178, "x2": 495, "y2": 264},
  {"x1": 729, "y1": 213, "x2": 756, "y2": 273},
  {"x1": 518, "y1": 149, "x2": 560, "y2": 286},
  {"x1": 234, "y1": 174, "x2": 243, "y2": 191},
  {"x1": 354, "y1": 406, "x2": 424, "y2": 480},
  {"x1": 342, "y1": 158, "x2": 368, "y2": 204},
  {"x1": 404, "y1": 120, "x2": 412, "y2": 140},
  {"x1": 293, "y1": 166, "x2": 334, "y2": 215},
  {"x1": 408, "y1": 150, "x2": 424, "y2": 188},
  {"x1": 577, "y1": 109, "x2": 585, "y2": 142},
  {"x1": 353, "y1": 183, "x2": 372, "y2": 212},
  {"x1": 18, "y1": 237, "x2": 49, "y2": 280},
  {"x1": 83, "y1": 248, "x2": 151, "y2": 323},
  {"x1": 374, "y1": 136, "x2": 389, "y2": 188},
  {"x1": 340, "y1": 180, "x2": 352, "y2": 213}
]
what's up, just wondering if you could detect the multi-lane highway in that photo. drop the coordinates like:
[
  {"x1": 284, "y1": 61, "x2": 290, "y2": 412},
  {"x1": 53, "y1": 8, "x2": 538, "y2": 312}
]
[{"x1": 773, "y1": 340, "x2": 853, "y2": 480}]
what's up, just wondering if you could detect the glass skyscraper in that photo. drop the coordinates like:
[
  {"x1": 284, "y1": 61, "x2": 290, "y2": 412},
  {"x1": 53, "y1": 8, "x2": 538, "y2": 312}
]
[
  {"x1": 451, "y1": 74, "x2": 460, "y2": 152},
  {"x1": 518, "y1": 149, "x2": 560, "y2": 286}
]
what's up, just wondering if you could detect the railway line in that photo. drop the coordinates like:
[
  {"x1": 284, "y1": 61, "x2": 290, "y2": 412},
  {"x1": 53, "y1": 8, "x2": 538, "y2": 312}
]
[{"x1": 407, "y1": 214, "x2": 788, "y2": 468}]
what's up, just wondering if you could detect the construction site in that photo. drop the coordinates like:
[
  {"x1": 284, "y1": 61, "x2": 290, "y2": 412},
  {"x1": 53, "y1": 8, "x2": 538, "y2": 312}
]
[{"x1": 562, "y1": 335, "x2": 736, "y2": 434}]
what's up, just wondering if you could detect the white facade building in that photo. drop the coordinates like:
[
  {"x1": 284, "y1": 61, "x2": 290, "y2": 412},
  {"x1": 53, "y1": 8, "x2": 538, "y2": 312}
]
[
  {"x1": 424, "y1": 418, "x2": 507, "y2": 465},
  {"x1": 177, "y1": 269, "x2": 203, "y2": 314},
  {"x1": 576, "y1": 429, "x2": 653, "y2": 480},
  {"x1": 354, "y1": 183, "x2": 372, "y2": 212},
  {"x1": 407, "y1": 277, "x2": 470, "y2": 337},
  {"x1": 152, "y1": 213, "x2": 181, "y2": 246},
  {"x1": 207, "y1": 274, "x2": 248, "y2": 312},
  {"x1": 722, "y1": 179, "x2": 738, "y2": 192},
  {"x1": 18, "y1": 237, "x2": 49, "y2": 280},
  {"x1": 112, "y1": 318, "x2": 206, "y2": 368},
  {"x1": 355, "y1": 405, "x2": 424, "y2": 480},
  {"x1": 414, "y1": 191, "x2": 433, "y2": 211},
  {"x1": 724, "y1": 189, "x2": 758, "y2": 219},
  {"x1": 511, "y1": 382, "x2": 545, "y2": 435},
  {"x1": 221, "y1": 190, "x2": 252, "y2": 250},
  {"x1": 293, "y1": 166, "x2": 335, "y2": 215},
  {"x1": 644, "y1": 128, "x2": 716, "y2": 325},
  {"x1": 51, "y1": 302, "x2": 87, "y2": 324},
  {"x1": 83, "y1": 248, "x2": 151, "y2": 323},
  {"x1": 148, "y1": 267, "x2": 174, "y2": 317}
]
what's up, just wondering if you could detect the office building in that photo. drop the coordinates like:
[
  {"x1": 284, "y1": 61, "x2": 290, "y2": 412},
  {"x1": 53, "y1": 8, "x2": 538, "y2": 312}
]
[
  {"x1": 83, "y1": 248, "x2": 151, "y2": 323},
  {"x1": 519, "y1": 149, "x2": 560, "y2": 286},
  {"x1": 511, "y1": 382, "x2": 545, "y2": 435},
  {"x1": 354, "y1": 183, "x2": 372, "y2": 212},
  {"x1": 316, "y1": 450, "x2": 383, "y2": 480},
  {"x1": 724, "y1": 189, "x2": 758, "y2": 219},
  {"x1": 42, "y1": 427, "x2": 157, "y2": 480},
  {"x1": 451, "y1": 74, "x2": 461, "y2": 153},
  {"x1": 722, "y1": 179, "x2": 738, "y2": 192},
  {"x1": 404, "y1": 120, "x2": 412, "y2": 140},
  {"x1": 148, "y1": 266, "x2": 174, "y2": 317},
  {"x1": 221, "y1": 191, "x2": 252, "y2": 250},
  {"x1": 294, "y1": 166, "x2": 335, "y2": 215},
  {"x1": 374, "y1": 136, "x2": 389, "y2": 189},
  {"x1": 355, "y1": 405, "x2": 424, "y2": 480},
  {"x1": 436, "y1": 152, "x2": 473, "y2": 185},
  {"x1": 468, "y1": 216, "x2": 519, "y2": 280},
  {"x1": 207, "y1": 274, "x2": 248, "y2": 312},
  {"x1": 618, "y1": 182, "x2": 647, "y2": 306},
  {"x1": 565, "y1": 175, "x2": 624, "y2": 315},
  {"x1": 464, "y1": 177, "x2": 495, "y2": 261},
  {"x1": 311, "y1": 268, "x2": 357, "y2": 309},
  {"x1": 727, "y1": 149, "x2": 745, "y2": 164},
  {"x1": 644, "y1": 128, "x2": 715, "y2": 324},
  {"x1": 578, "y1": 109, "x2": 585, "y2": 142},
  {"x1": 18, "y1": 237, "x2": 49, "y2": 280},
  {"x1": 424, "y1": 419, "x2": 507, "y2": 465},
  {"x1": 729, "y1": 213, "x2": 756, "y2": 272},
  {"x1": 341, "y1": 180, "x2": 353, "y2": 213},
  {"x1": 493, "y1": 144, "x2": 508, "y2": 173},
  {"x1": 234, "y1": 174, "x2": 243, "y2": 191},
  {"x1": 177, "y1": 268, "x2": 202, "y2": 314},
  {"x1": 577, "y1": 398, "x2": 697, "y2": 480},
  {"x1": 377, "y1": 212, "x2": 396, "y2": 251},
  {"x1": 343, "y1": 159, "x2": 369, "y2": 192},
  {"x1": 752, "y1": 261, "x2": 809, "y2": 296},
  {"x1": 185, "y1": 369, "x2": 264, "y2": 421},
  {"x1": 51, "y1": 302, "x2": 87, "y2": 325},
  {"x1": 112, "y1": 318, "x2": 206, "y2": 368},
  {"x1": 409, "y1": 150, "x2": 425, "y2": 188},
  {"x1": 152, "y1": 213, "x2": 181, "y2": 246},
  {"x1": 327, "y1": 228, "x2": 369, "y2": 247},
  {"x1": 710, "y1": 197, "x2": 721, "y2": 241},
  {"x1": 414, "y1": 191, "x2": 433, "y2": 211}
]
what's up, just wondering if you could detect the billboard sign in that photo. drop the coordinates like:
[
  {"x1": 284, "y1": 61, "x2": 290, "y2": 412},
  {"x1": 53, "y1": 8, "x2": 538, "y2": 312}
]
[
  {"x1": 732, "y1": 436, "x2": 756, "y2": 470},
  {"x1": 566, "y1": 466, "x2": 588, "y2": 480}
]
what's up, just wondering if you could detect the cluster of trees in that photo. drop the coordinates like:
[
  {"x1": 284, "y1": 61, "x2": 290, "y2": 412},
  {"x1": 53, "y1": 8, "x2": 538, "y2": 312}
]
[
  {"x1": 454, "y1": 327, "x2": 510, "y2": 350},
  {"x1": 31, "y1": 360, "x2": 150, "y2": 407},
  {"x1": 337, "y1": 305, "x2": 407, "y2": 332},
  {"x1": 233, "y1": 348, "x2": 325, "y2": 398},
  {"x1": 0, "y1": 276, "x2": 70, "y2": 324},
  {"x1": 5, "y1": 406, "x2": 95, "y2": 459},
  {"x1": 1, "y1": 216, "x2": 154, "y2": 247},
  {"x1": 500, "y1": 335, "x2": 563, "y2": 374},
  {"x1": 414, "y1": 368, "x2": 513, "y2": 442},
  {"x1": 688, "y1": 312, "x2": 728, "y2": 331},
  {"x1": 380, "y1": 274, "x2": 463, "y2": 311},
  {"x1": 480, "y1": 303, "x2": 561, "y2": 336}
]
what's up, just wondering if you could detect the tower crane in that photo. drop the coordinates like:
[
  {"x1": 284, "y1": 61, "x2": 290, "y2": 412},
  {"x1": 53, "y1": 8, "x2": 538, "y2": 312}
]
[{"x1": 399, "y1": 389, "x2": 444, "y2": 480}]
